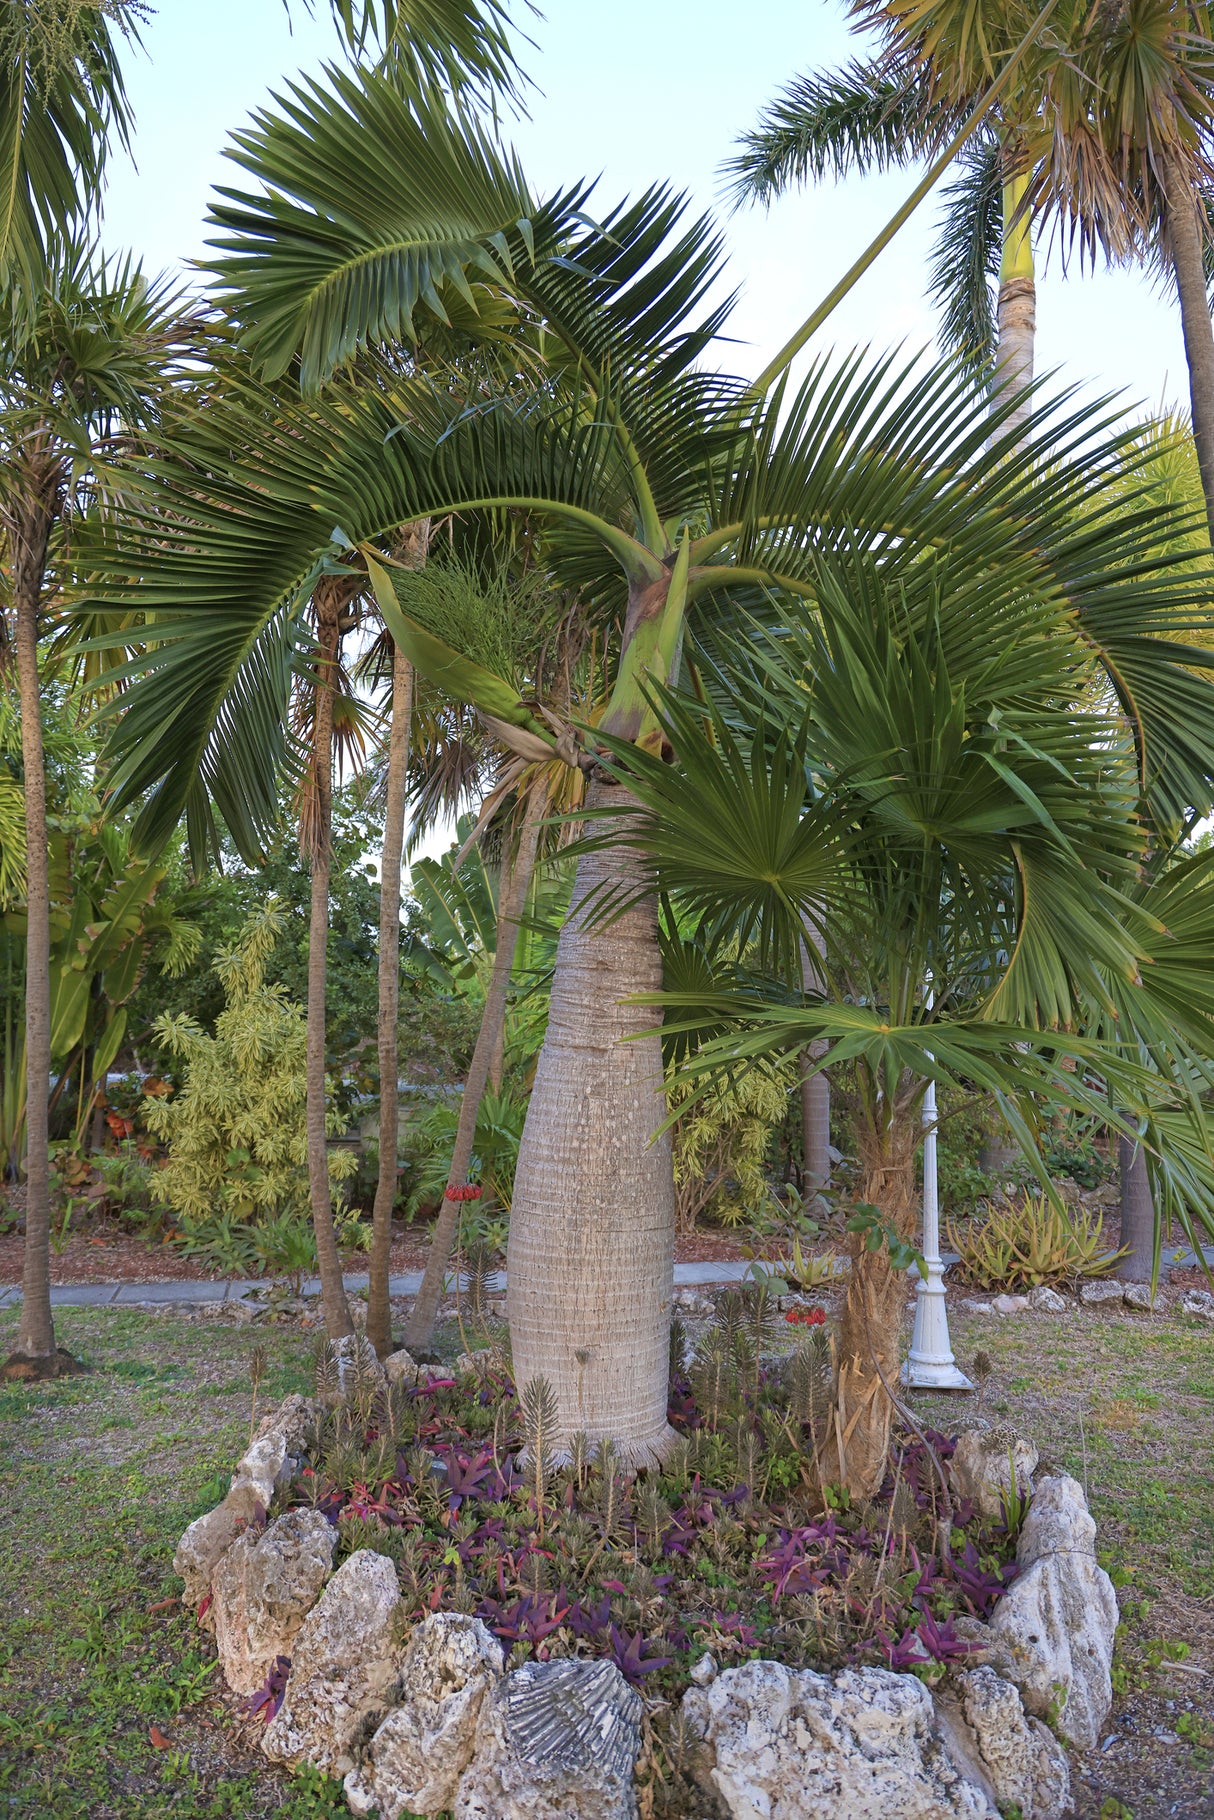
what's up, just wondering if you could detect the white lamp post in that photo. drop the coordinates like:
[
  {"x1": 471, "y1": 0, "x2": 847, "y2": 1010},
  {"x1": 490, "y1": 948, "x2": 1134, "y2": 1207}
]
[{"x1": 903, "y1": 1069, "x2": 973, "y2": 1392}]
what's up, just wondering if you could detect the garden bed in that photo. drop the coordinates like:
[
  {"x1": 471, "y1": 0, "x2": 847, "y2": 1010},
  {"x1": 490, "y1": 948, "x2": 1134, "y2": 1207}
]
[{"x1": 1, "y1": 1299, "x2": 1210, "y2": 1819}]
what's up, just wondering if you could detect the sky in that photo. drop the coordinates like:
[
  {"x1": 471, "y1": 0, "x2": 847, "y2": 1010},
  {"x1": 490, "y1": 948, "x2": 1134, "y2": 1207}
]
[{"x1": 102, "y1": 0, "x2": 1188, "y2": 416}]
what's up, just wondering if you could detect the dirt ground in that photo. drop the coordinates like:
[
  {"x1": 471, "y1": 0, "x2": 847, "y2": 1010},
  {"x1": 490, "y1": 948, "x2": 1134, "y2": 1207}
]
[{"x1": 0, "y1": 1295, "x2": 1210, "y2": 1820}]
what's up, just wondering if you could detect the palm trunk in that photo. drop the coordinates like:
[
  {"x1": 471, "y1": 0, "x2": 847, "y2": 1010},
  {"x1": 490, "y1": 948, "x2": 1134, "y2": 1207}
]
[
  {"x1": 1116, "y1": 1131, "x2": 1160, "y2": 1287},
  {"x1": 506, "y1": 780, "x2": 676, "y2": 1466},
  {"x1": 1164, "y1": 155, "x2": 1214, "y2": 546},
  {"x1": 366, "y1": 644, "x2": 414, "y2": 1357},
  {"x1": 819, "y1": 1112, "x2": 918, "y2": 1498},
  {"x1": 993, "y1": 166, "x2": 1036, "y2": 442},
  {"x1": 406, "y1": 791, "x2": 544, "y2": 1353},
  {"x1": 305, "y1": 584, "x2": 353, "y2": 1341},
  {"x1": 10, "y1": 587, "x2": 55, "y2": 1369},
  {"x1": 799, "y1": 918, "x2": 830, "y2": 1198}
]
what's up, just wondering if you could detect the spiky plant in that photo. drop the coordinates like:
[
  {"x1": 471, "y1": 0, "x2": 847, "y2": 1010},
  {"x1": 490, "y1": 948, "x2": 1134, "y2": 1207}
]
[
  {"x1": 567, "y1": 1429, "x2": 593, "y2": 1494},
  {"x1": 667, "y1": 1311, "x2": 689, "y2": 1393},
  {"x1": 690, "y1": 1329, "x2": 737, "y2": 1430},
  {"x1": 788, "y1": 1327, "x2": 833, "y2": 1444},
  {"x1": 519, "y1": 1374, "x2": 559, "y2": 1532},
  {"x1": 635, "y1": 1476, "x2": 673, "y2": 1549}
]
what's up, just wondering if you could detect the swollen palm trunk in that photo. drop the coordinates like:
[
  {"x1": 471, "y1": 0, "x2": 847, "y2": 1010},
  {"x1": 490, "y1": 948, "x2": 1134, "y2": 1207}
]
[{"x1": 506, "y1": 782, "x2": 676, "y2": 1465}]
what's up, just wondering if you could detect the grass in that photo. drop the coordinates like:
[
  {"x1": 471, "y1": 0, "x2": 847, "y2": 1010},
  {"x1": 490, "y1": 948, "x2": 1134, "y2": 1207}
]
[{"x1": 0, "y1": 1300, "x2": 1211, "y2": 1820}]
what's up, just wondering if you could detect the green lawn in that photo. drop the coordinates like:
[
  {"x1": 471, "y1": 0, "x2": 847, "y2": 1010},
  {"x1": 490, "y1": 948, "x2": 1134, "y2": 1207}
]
[{"x1": 0, "y1": 1301, "x2": 1211, "y2": 1820}]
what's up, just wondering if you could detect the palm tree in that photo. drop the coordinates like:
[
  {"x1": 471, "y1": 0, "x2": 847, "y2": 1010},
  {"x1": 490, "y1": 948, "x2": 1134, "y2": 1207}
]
[
  {"x1": 0, "y1": 1, "x2": 142, "y2": 302},
  {"x1": 0, "y1": 241, "x2": 190, "y2": 1377},
  {"x1": 614, "y1": 543, "x2": 1214, "y2": 1492},
  {"x1": 89, "y1": 58, "x2": 1214, "y2": 1472}
]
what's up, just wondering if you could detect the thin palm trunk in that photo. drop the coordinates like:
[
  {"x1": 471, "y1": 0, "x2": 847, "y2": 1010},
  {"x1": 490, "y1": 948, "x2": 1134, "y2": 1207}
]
[
  {"x1": 10, "y1": 579, "x2": 54, "y2": 1367},
  {"x1": 367, "y1": 643, "x2": 414, "y2": 1357},
  {"x1": 1164, "y1": 155, "x2": 1214, "y2": 546},
  {"x1": 819, "y1": 1111, "x2": 918, "y2": 1499},
  {"x1": 406, "y1": 791, "x2": 544, "y2": 1353},
  {"x1": 305, "y1": 583, "x2": 353, "y2": 1341},
  {"x1": 799, "y1": 918, "x2": 830, "y2": 1199},
  {"x1": 505, "y1": 780, "x2": 676, "y2": 1465},
  {"x1": 994, "y1": 165, "x2": 1036, "y2": 440},
  {"x1": 1116, "y1": 1130, "x2": 1159, "y2": 1287}
]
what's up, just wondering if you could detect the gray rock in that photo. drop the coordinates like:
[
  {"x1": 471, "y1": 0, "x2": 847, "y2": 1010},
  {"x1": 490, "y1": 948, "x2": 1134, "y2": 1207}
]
[
  {"x1": 991, "y1": 1294, "x2": 1030, "y2": 1316},
  {"x1": 345, "y1": 1613, "x2": 502, "y2": 1820},
  {"x1": 690, "y1": 1652, "x2": 719, "y2": 1687},
  {"x1": 962, "y1": 1300, "x2": 994, "y2": 1314},
  {"x1": 263, "y1": 1550, "x2": 401, "y2": 1774},
  {"x1": 952, "y1": 1666, "x2": 1070, "y2": 1820},
  {"x1": 383, "y1": 1346, "x2": 423, "y2": 1385},
  {"x1": 211, "y1": 1508, "x2": 336, "y2": 1696},
  {"x1": 1027, "y1": 1286, "x2": 1068, "y2": 1314},
  {"x1": 1121, "y1": 1282, "x2": 1157, "y2": 1311},
  {"x1": 951, "y1": 1426, "x2": 1038, "y2": 1521},
  {"x1": 973, "y1": 1475, "x2": 1118, "y2": 1751},
  {"x1": 454, "y1": 1656, "x2": 643, "y2": 1820},
  {"x1": 174, "y1": 1500, "x2": 248, "y2": 1613},
  {"x1": 1079, "y1": 1281, "x2": 1124, "y2": 1306},
  {"x1": 1181, "y1": 1288, "x2": 1214, "y2": 1322},
  {"x1": 252, "y1": 1392, "x2": 321, "y2": 1458},
  {"x1": 230, "y1": 1429, "x2": 292, "y2": 1514},
  {"x1": 681, "y1": 1659, "x2": 994, "y2": 1819}
]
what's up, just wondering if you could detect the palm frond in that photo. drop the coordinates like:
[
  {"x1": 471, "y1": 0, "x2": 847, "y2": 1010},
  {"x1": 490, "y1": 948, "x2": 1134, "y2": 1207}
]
[{"x1": 927, "y1": 134, "x2": 1001, "y2": 373}]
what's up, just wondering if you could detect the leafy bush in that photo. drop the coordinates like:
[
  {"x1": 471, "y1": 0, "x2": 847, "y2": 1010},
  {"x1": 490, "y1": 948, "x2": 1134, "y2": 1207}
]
[
  {"x1": 1040, "y1": 1128, "x2": 1114, "y2": 1191},
  {"x1": 669, "y1": 1061, "x2": 795, "y2": 1232},
  {"x1": 269, "y1": 1295, "x2": 1021, "y2": 1730},
  {"x1": 947, "y1": 1192, "x2": 1123, "y2": 1291},
  {"x1": 144, "y1": 904, "x2": 357, "y2": 1237}
]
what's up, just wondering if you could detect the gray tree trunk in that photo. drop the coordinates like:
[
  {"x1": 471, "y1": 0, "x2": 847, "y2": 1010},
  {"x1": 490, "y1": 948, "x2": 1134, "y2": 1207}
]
[
  {"x1": 1165, "y1": 156, "x2": 1214, "y2": 546},
  {"x1": 305, "y1": 584, "x2": 353, "y2": 1341},
  {"x1": 405, "y1": 791, "x2": 544, "y2": 1352},
  {"x1": 506, "y1": 780, "x2": 676, "y2": 1465},
  {"x1": 1116, "y1": 1132, "x2": 1160, "y2": 1287},
  {"x1": 367, "y1": 643, "x2": 413, "y2": 1357}
]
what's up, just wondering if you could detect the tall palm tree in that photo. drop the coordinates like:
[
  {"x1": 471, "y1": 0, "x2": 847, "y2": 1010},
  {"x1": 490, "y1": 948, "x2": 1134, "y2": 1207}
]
[
  {"x1": 0, "y1": 241, "x2": 190, "y2": 1377},
  {"x1": 88, "y1": 60, "x2": 1214, "y2": 1470}
]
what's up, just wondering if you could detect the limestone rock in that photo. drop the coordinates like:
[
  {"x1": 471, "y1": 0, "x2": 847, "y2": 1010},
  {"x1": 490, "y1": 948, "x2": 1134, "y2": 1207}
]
[
  {"x1": 681, "y1": 1659, "x2": 994, "y2": 1819},
  {"x1": 1121, "y1": 1282, "x2": 1157, "y2": 1311},
  {"x1": 230, "y1": 1429, "x2": 292, "y2": 1515},
  {"x1": 174, "y1": 1500, "x2": 247, "y2": 1611},
  {"x1": 952, "y1": 1666, "x2": 1070, "y2": 1820},
  {"x1": 972, "y1": 1475, "x2": 1117, "y2": 1751},
  {"x1": 253, "y1": 1392, "x2": 321, "y2": 1457},
  {"x1": 1027, "y1": 1285, "x2": 1068, "y2": 1314},
  {"x1": 991, "y1": 1294, "x2": 1030, "y2": 1316},
  {"x1": 383, "y1": 1347, "x2": 422, "y2": 1386},
  {"x1": 951, "y1": 1426, "x2": 1038, "y2": 1521},
  {"x1": 1181, "y1": 1288, "x2": 1214, "y2": 1322},
  {"x1": 1079, "y1": 1280, "x2": 1123, "y2": 1306},
  {"x1": 690, "y1": 1651, "x2": 719, "y2": 1687},
  {"x1": 454, "y1": 1656, "x2": 643, "y2": 1820},
  {"x1": 262, "y1": 1549, "x2": 400, "y2": 1775},
  {"x1": 344, "y1": 1613, "x2": 502, "y2": 1820},
  {"x1": 211, "y1": 1509, "x2": 336, "y2": 1696}
]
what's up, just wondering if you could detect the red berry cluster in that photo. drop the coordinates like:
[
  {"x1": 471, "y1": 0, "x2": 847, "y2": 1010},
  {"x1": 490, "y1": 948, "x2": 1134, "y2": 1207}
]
[
  {"x1": 784, "y1": 1305, "x2": 827, "y2": 1326},
  {"x1": 443, "y1": 1183, "x2": 484, "y2": 1202}
]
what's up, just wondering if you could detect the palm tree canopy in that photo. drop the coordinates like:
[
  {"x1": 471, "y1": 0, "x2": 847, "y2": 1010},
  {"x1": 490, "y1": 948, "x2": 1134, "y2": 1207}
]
[{"x1": 0, "y1": 1, "x2": 143, "y2": 304}]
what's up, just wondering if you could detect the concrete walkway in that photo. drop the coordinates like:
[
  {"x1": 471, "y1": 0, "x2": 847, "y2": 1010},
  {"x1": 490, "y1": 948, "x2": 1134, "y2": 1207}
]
[
  {"x1": 0, "y1": 1258, "x2": 768, "y2": 1310},
  {"x1": 3, "y1": 1246, "x2": 1210, "y2": 1311}
]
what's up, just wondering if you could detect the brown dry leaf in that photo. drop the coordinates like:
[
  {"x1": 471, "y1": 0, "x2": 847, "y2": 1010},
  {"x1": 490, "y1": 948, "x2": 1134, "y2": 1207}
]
[{"x1": 149, "y1": 1726, "x2": 174, "y2": 1750}]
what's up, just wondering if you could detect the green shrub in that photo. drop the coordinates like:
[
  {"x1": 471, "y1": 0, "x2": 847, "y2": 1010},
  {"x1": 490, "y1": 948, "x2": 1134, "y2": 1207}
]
[
  {"x1": 947, "y1": 1192, "x2": 1123, "y2": 1291},
  {"x1": 404, "y1": 1083, "x2": 527, "y2": 1217},
  {"x1": 669, "y1": 1061, "x2": 795, "y2": 1232},
  {"x1": 144, "y1": 903, "x2": 356, "y2": 1236}
]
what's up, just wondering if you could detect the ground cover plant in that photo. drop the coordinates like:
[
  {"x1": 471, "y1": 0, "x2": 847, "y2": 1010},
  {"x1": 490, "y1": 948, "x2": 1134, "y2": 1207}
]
[{"x1": 272, "y1": 1289, "x2": 1022, "y2": 1709}]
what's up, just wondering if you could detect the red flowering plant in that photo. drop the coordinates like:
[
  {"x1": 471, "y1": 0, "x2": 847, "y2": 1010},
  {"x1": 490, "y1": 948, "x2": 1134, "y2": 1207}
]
[{"x1": 784, "y1": 1305, "x2": 828, "y2": 1326}]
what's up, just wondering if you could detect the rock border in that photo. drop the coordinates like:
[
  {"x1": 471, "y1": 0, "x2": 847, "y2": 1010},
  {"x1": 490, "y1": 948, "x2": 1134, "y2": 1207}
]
[{"x1": 175, "y1": 1393, "x2": 1120, "y2": 1820}]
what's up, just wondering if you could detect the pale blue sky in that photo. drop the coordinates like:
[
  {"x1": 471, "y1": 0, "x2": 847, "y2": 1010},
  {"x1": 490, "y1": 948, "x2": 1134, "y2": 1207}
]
[{"x1": 101, "y1": 0, "x2": 1185, "y2": 418}]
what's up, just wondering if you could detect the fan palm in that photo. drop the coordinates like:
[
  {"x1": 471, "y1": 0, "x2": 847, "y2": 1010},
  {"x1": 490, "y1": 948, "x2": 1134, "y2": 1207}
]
[
  {"x1": 0, "y1": 240, "x2": 193, "y2": 1376},
  {"x1": 609, "y1": 553, "x2": 1214, "y2": 1493},
  {"x1": 88, "y1": 70, "x2": 1214, "y2": 1460}
]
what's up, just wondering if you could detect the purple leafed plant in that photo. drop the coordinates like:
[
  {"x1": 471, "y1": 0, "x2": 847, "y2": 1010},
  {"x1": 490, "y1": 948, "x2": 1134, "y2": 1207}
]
[{"x1": 241, "y1": 1655, "x2": 291, "y2": 1720}]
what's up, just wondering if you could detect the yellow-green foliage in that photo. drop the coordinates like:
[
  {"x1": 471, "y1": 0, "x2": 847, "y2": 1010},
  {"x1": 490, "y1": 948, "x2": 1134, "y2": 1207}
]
[
  {"x1": 947, "y1": 1191, "x2": 1122, "y2": 1291},
  {"x1": 145, "y1": 903, "x2": 356, "y2": 1225},
  {"x1": 669, "y1": 1061, "x2": 794, "y2": 1231}
]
